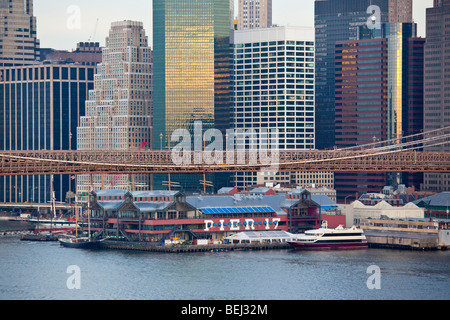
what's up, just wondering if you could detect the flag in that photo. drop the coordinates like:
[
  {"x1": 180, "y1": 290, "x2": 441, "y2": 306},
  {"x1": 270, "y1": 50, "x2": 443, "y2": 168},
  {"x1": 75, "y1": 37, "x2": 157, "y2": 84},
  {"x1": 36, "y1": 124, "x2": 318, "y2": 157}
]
[{"x1": 138, "y1": 141, "x2": 149, "y2": 151}]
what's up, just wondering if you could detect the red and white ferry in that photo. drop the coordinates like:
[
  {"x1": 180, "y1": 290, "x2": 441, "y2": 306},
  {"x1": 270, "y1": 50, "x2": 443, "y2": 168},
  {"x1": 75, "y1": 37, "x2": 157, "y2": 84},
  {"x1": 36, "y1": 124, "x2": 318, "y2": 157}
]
[{"x1": 288, "y1": 221, "x2": 368, "y2": 250}]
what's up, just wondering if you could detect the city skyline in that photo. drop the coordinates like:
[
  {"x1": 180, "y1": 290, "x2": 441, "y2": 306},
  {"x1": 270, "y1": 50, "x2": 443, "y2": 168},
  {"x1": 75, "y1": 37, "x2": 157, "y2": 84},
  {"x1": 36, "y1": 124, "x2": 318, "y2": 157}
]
[{"x1": 35, "y1": 0, "x2": 432, "y2": 51}]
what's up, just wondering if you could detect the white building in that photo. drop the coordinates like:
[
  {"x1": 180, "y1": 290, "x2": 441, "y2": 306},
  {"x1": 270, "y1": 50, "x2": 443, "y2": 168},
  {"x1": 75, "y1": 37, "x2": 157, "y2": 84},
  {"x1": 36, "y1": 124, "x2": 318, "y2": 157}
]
[
  {"x1": 77, "y1": 21, "x2": 153, "y2": 196},
  {"x1": 237, "y1": 0, "x2": 272, "y2": 30},
  {"x1": 232, "y1": 26, "x2": 325, "y2": 189},
  {"x1": 340, "y1": 200, "x2": 425, "y2": 228}
]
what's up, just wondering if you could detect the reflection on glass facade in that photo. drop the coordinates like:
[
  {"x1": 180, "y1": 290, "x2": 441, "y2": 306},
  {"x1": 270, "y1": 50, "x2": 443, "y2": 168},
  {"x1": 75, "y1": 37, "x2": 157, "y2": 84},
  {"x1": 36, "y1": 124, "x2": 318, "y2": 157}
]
[
  {"x1": 0, "y1": 65, "x2": 94, "y2": 203},
  {"x1": 385, "y1": 23, "x2": 416, "y2": 141},
  {"x1": 314, "y1": 0, "x2": 389, "y2": 150},
  {"x1": 334, "y1": 22, "x2": 423, "y2": 201},
  {"x1": 153, "y1": 0, "x2": 232, "y2": 150},
  {"x1": 153, "y1": 0, "x2": 233, "y2": 193}
]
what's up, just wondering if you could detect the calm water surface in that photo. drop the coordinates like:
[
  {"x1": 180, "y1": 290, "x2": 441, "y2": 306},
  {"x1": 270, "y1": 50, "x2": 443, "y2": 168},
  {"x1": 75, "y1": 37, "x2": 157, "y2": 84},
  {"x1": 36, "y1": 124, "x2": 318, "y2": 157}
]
[{"x1": 0, "y1": 235, "x2": 448, "y2": 300}]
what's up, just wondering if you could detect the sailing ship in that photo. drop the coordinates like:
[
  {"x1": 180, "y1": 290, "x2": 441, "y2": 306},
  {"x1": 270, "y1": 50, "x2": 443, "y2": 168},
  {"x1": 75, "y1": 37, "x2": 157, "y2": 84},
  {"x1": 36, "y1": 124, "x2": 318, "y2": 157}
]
[
  {"x1": 58, "y1": 197, "x2": 102, "y2": 249},
  {"x1": 21, "y1": 178, "x2": 66, "y2": 242}
]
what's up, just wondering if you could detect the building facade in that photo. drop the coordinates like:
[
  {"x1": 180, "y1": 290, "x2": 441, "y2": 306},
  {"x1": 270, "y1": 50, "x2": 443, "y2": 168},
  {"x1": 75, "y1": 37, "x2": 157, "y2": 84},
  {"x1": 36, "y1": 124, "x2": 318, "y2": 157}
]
[
  {"x1": 153, "y1": 0, "x2": 233, "y2": 149},
  {"x1": 335, "y1": 38, "x2": 388, "y2": 201},
  {"x1": 231, "y1": 26, "x2": 325, "y2": 189},
  {"x1": 237, "y1": 0, "x2": 272, "y2": 30},
  {"x1": 0, "y1": 64, "x2": 95, "y2": 203},
  {"x1": 314, "y1": 0, "x2": 414, "y2": 150},
  {"x1": 152, "y1": 0, "x2": 234, "y2": 191},
  {"x1": 0, "y1": 0, "x2": 40, "y2": 66},
  {"x1": 76, "y1": 21, "x2": 153, "y2": 197},
  {"x1": 334, "y1": 23, "x2": 424, "y2": 202},
  {"x1": 423, "y1": 0, "x2": 450, "y2": 192}
]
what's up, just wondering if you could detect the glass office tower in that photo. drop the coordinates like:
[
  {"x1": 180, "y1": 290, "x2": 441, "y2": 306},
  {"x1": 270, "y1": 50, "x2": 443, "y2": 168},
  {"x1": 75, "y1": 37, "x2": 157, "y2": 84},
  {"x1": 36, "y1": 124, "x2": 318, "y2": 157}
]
[
  {"x1": 314, "y1": 0, "x2": 390, "y2": 150},
  {"x1": 153, "y1": 0, "x2": 233, "y2": 192},
  {"x1": 334, "y1": 22, "x2": 424, "y2": 202},
  {"x1": 153, "y1": 0, "x2": 233, "y2": 149},
  {"x1": 0, "y1": 64, "x2": 95, "y2": 203},
  {"x1": 423, "y1": 0, "x2": 450, "y2": 192}
]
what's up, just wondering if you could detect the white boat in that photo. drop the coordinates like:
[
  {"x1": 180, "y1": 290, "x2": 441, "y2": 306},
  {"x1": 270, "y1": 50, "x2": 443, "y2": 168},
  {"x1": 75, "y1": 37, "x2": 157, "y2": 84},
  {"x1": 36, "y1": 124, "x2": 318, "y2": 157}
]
[
  {"x1": 29, "y1": 218, "x2": 78, "y2": 231},
  {"x1": 288, "y1": 221, "x2": 368, "y2": 250},
  {"x1": 29, "y1": 177, "x2": 79, "y2": 232}
]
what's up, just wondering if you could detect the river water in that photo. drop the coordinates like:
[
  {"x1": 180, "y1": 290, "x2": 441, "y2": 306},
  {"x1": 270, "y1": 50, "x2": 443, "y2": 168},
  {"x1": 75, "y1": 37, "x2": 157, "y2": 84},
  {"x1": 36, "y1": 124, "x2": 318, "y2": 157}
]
[{"x1": 0, "y1": 232, "x2": 448, "y2": 301}]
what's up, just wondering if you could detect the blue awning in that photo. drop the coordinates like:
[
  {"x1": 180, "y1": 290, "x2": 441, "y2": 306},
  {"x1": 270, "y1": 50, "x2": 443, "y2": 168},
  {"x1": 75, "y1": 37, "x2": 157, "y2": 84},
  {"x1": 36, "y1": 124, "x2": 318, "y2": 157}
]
[{"x1": 200, "y1": 206, "x2": 274, "y2": 214}]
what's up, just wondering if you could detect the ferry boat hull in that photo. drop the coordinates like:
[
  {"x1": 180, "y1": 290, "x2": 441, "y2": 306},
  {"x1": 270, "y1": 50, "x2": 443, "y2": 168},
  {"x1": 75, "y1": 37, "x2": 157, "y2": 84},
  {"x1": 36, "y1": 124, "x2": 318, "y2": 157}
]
[
  {"x1": 288, "y1": 222, "x2": 368, "y2": 250},
  {"x1": 288, "y1": 241, "x2": 368, "y2": 250}
]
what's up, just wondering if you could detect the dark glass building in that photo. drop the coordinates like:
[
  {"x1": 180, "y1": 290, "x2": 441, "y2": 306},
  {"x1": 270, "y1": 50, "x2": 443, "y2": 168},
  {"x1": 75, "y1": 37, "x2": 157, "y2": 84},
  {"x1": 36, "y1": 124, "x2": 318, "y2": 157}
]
[
  {"x1": 334, "y1": 23, "x2": 424, "y2": 202},
  {"x1": 152, "y1": 0, "x2": 233, "y2": 192},
  {"x1": 314, "y1": 0, "x2": 390, "y2": 150},
  {"x1": 0, "y1": 64, "x2": 95, "y2": 203},
  {"x1": 335, "y1": 38, "x2": 389, "y2": 199},
  {"x1": 423, "y1": 0, "x2": 450, "y2": 192}
]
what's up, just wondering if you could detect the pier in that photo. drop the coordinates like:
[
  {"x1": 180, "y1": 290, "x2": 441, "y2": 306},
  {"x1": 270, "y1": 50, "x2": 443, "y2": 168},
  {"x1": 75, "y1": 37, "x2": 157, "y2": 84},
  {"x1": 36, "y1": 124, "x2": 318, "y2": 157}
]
[{"x1": 99, "y1": 240, "x2": 291, "y2": 253}]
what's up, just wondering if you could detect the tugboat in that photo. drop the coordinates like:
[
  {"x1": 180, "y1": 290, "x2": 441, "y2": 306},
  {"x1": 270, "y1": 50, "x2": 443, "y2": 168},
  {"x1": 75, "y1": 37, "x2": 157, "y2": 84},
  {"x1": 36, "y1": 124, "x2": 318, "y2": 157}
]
[{"x1": 288, "y1": 221, "x2": 368, "y2": 250}]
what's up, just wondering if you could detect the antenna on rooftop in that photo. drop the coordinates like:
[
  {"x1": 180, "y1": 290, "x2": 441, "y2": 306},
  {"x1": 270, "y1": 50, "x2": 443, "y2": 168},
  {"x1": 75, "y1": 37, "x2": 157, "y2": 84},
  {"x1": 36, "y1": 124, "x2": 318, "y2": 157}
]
[{"x1": 88, "y1": 18, "x2": 99, "y2": 42}]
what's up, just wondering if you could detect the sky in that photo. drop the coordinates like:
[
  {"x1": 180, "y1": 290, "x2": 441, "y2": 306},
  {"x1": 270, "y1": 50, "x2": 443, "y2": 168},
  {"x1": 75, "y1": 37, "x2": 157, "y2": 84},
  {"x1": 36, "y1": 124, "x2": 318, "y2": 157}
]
[{"x1": 34, "y1": 0, "x2": 433, "y2": 51}]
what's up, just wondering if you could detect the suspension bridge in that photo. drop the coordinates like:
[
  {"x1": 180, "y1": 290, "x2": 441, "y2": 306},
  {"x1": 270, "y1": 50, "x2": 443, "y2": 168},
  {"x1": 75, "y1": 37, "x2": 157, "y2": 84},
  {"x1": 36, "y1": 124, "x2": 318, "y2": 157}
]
[{"x1": 0, "y1": 127, "x2": 449, "y2": 176}]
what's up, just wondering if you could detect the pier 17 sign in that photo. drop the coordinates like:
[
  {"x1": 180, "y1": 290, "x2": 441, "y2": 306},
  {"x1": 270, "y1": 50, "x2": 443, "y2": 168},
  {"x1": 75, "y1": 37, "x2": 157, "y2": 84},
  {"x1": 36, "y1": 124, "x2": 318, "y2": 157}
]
[{"x1": 203, "y1": 217, "x2": 282, "y2": 232}]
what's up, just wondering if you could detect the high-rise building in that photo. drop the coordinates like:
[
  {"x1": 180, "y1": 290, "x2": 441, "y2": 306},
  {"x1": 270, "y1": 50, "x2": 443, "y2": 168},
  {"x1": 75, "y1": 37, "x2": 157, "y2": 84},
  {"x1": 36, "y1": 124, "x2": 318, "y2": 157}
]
[
  {"x1": 334, "y1": 22, "x2": 424, "y2": 202},
  {"x1": 388, "y1": 0, "x2": 413, "y2": 23},
  {"x1": 0, "y1": 0, "x2": 40, "y2": 66},
  {"x1": 153, "y1": 0, "x2": 233, "y2": 147},
  {"x1": 314, "y1": 0, "x2": 413, "y2": 150},
  {"x1": 423, "y1": 0, "x2": 450, "y2": 192},
  {"x1": 152, "y1": 0, "x2": 233, "y2": 192},
  {"x1": 0, "y1": 64, "x2": 95, "y2": 203},
  {"x1": 232, "y1": 26, "x2": 326, "y2": 189},
  {"x1": 76, "y1": 21, "x2": 153, "y2": 196},
  {"x1": 237, "y1": 0, "x2": 272, "y2": 30}
]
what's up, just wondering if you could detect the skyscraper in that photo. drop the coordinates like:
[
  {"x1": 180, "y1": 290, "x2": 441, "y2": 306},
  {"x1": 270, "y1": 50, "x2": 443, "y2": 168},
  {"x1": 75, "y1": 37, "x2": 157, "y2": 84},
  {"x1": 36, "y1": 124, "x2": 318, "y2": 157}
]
[
  {"x1": 388, "y1": 0, "x2": 413, "y2": 23},
  {"x1": 0, "y1": 64, "x2": 95, "y2": 203},
  {"x1": 231, "y1": 26, "x2": 318, "y2": 189},
  {"x1": 152, "y1": 0, "x2": 233, "y2": 191},
  {"x1": 153, "y1": 0, "x2": 233, "y2": 149},
  {"x1": 423, "y1": 0, "x2": 450, "y2": 192},
  {"x1": 314, "y1": 0, "x2": 413, "y2": 150},
  {"x1": 0, "y1": 0, "x2": 40, "y2": 66},
  {"x1": 76, "y1": 21, "x2": 153, "y2": 196},
  {"x1": 334, "y1": 22, "x2": 424, "y2": 201},
  {"x1": 237, "y1": 0, "x2": 272, "y2": 30}
]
